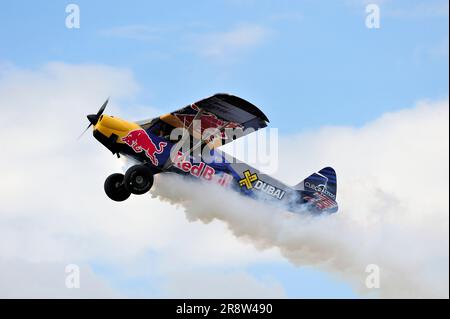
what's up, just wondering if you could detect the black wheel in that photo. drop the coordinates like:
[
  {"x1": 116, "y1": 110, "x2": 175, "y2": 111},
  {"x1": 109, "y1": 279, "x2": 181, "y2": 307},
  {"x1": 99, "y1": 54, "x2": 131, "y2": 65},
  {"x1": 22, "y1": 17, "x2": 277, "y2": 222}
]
[
  {"x1": 104, "y1": 173, "x2": 131, "y2": 202},
  {"x1": 124, "y1": 165, "x2": 154, "y2": 195}
]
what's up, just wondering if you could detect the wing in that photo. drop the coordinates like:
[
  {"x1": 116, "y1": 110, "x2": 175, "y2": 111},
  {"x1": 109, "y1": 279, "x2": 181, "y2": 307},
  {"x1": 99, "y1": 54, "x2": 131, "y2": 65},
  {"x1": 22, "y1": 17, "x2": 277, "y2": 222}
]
[{"x1": 159, "y1": 93, "x2": 269, "y2": 147}]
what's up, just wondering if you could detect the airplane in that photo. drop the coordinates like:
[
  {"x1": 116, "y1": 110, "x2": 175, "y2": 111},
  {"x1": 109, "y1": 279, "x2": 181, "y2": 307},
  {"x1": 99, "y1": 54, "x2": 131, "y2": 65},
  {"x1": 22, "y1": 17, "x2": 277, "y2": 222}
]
[{"x1": 82, "y1": 93, "x2": 338, "y2": 214}]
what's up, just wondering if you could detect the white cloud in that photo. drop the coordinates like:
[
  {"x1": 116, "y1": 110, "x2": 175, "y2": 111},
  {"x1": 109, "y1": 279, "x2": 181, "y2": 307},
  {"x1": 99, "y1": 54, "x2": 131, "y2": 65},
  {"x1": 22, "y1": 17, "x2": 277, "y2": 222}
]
[
  {"x1": 0, "y1": 259, "x2": 120, "y2": 298},
  {"x1": 187, "y1": 24, "x2": 271, "y2": 60},
  {"x1": 0, "y1": 62, "x2": 283, "y2": 298},
  {"x1": 1, "y1": 62, "x2": 447, "y2": 298},
  {"x1": 152, "y1": 99, "x2": 449, "y2": 298},
  {"x1": 275, "y1": 99, "x2": 449, "y2": 298}
]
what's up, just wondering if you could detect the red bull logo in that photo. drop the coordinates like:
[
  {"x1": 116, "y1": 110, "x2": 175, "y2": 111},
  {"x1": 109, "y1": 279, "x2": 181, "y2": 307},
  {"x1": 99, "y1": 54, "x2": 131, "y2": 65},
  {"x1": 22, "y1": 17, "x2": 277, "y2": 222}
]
[
  {"x1": 172, "y1": 151, "x2": 233, "y2": 187},
  {"x1": 122, "y1": 129, "x2": 167, "y2": 166}
]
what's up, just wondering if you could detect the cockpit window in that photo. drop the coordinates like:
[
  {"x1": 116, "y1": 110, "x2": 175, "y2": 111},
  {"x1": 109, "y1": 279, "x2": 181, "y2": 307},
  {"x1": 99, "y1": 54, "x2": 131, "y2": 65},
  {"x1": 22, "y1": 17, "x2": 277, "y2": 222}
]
[{"x1": 149, "y1": 121, "x2": 176, "y2": 140}]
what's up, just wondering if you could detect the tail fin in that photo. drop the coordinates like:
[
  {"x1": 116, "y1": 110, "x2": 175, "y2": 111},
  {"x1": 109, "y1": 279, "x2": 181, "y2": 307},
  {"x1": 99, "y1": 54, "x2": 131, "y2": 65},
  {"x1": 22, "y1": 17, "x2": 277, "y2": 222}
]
[
  {"x1": 316, "y1": 167, "x2": 337, "y2": 199},
  {"x1": 294, "y1": 167, "x2": 338, "y2": 213}
]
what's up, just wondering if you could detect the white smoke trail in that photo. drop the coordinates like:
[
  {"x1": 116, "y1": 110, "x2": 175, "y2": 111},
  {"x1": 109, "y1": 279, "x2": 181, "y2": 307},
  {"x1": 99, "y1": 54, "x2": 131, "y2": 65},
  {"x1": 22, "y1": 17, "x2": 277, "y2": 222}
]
[
  {"x1": 150, "y1": 173, "x2": 443, "y2": 298},
  {"x1": 148, "y1": 99, "x2": 449, "y2": 298}
]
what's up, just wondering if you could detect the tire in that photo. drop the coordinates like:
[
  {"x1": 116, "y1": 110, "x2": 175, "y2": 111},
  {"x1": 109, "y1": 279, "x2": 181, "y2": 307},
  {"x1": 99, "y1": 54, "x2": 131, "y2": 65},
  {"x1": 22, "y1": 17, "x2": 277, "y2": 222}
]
[
  {"x1": 104, "y1": 173, "x2": 131, "y2": 202},
  {"x1": 124, "y1": 165, "x2": 154, "y2": 195}
]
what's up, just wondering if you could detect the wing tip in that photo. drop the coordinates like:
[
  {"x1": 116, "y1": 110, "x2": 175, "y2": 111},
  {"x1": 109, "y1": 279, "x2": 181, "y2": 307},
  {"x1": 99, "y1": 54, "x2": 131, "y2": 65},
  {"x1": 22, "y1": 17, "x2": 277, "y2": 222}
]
[{"x1": 212, "y1": 93, "x2": 270, "y2": 123}]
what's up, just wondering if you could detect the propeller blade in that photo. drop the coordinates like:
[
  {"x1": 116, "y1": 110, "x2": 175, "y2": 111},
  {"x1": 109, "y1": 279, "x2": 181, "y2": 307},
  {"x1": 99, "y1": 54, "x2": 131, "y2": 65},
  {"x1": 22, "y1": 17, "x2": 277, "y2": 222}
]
[
  {"x1": 97, "y1": 97, "x2": 109, "y2": 117},
  {"x1": 78, "y1": 97, "x2": 109, "y2": 140},
  {"x1": 77, "y1": 123, "x2": 92, "y2": 140},
  {"x1": 87, "y1": 114, "x2": 99, "y2": 125}
]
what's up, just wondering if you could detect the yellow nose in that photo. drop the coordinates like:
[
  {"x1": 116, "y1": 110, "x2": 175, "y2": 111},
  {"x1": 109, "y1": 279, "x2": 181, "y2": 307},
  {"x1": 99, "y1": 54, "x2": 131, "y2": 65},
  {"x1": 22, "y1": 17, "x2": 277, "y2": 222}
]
[{"x1": 94, "y1": 114, "x2": 141, "y2": 142}]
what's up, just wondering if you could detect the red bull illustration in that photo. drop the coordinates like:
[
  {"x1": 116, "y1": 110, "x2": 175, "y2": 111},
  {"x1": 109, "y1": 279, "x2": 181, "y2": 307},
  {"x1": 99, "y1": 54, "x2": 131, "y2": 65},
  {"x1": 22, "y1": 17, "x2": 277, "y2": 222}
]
[{"x1": 122, "y1": 129, "x2": 168, "y2": 166}]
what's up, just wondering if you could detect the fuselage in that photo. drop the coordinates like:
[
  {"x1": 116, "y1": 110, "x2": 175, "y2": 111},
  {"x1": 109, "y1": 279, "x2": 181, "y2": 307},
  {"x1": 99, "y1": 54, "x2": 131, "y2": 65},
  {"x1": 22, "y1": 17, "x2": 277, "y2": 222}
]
[{"x1": 92, "y1": 114, "x2": 337, "y2": 214}]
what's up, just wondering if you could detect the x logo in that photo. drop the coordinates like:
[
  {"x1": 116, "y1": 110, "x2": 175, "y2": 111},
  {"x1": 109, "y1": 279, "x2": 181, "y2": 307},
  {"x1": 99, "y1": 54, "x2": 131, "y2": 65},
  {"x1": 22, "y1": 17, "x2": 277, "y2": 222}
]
[{"x1": 239, "y1": 170, "x2": 258, "y2": 189}]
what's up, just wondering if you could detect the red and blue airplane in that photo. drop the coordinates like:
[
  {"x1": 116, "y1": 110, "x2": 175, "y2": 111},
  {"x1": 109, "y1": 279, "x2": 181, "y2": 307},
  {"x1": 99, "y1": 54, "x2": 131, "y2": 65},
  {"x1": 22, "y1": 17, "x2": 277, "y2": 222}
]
[{"x1": 83, "y1": 94, "x2": 338, "y2": 214}]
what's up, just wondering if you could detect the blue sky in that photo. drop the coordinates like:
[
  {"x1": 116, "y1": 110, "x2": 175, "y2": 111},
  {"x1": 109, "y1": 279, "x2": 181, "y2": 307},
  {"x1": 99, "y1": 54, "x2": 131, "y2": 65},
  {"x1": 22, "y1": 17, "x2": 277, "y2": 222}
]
[
  {"x1": 1, "y1": 0, "x2": 448, "y2": 298},
  {"x1": 1, "y1": 0, "x2": 448, "y2": 132}
]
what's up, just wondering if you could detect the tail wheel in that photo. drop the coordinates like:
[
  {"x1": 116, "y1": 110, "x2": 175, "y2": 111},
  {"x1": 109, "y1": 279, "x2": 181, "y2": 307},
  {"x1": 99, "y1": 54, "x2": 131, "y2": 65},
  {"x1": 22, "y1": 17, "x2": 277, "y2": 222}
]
[
  {"x1": 124, "y1": 165, "x2": 154, "y2": 195},
  {"x1": 104, "y1": 173, "x2": 131, "y2": 202}
]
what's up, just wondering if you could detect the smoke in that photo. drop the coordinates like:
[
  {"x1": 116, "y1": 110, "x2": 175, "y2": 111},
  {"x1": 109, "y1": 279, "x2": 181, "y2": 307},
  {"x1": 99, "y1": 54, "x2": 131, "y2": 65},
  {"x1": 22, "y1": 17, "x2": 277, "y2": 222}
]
[{"x1": 149, "y1": 99, "x2": 449, "y2": 298}]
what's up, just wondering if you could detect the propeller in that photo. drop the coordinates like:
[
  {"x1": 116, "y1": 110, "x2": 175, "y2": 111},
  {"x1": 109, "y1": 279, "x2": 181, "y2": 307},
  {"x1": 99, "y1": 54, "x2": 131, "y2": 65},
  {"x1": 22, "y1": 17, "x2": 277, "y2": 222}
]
[{"x1": 79, "y1": 98, "x2": 109, "y2": 139}]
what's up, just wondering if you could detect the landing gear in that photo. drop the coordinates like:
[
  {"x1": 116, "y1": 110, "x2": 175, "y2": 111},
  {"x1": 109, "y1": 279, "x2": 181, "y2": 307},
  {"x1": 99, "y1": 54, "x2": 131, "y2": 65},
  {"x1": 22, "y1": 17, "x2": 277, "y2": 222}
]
[
  {"x1": 124, "y1": 165, "x2": 154, "y2": 195},
  {"x1": 104, "y1": 165, "x2": 154, "y2": 201},
  {"x1": 104, "y1": 173, "x2": 131, "y2": 202}
]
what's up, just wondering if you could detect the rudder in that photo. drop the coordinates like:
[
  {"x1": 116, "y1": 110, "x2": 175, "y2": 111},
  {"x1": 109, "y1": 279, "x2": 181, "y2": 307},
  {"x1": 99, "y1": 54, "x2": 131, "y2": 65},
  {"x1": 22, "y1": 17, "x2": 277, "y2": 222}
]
[{"x1": 294, "y1": 167, "x2": 338, "y2": 213}]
